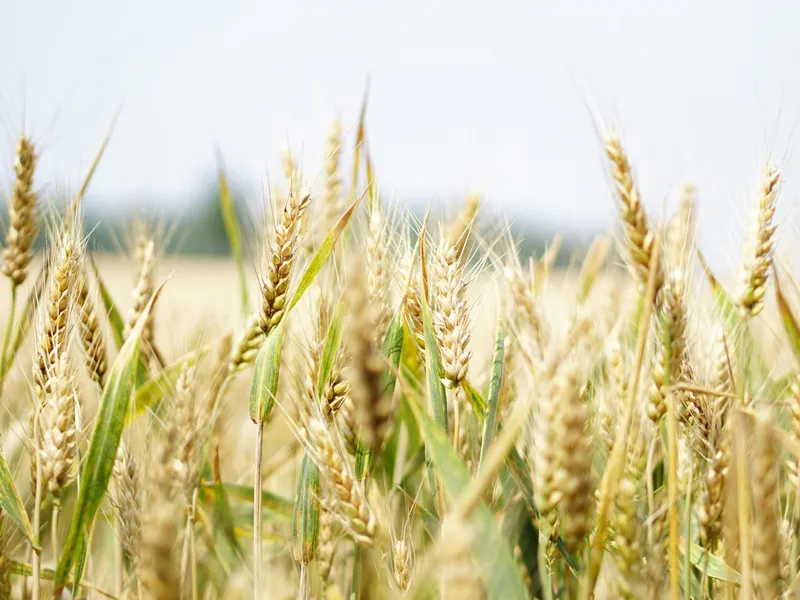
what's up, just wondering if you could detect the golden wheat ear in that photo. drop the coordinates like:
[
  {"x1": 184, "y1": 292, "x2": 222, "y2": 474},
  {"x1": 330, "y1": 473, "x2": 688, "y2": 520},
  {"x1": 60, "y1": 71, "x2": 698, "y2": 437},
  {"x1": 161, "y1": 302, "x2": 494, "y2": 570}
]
[
  {"x1": 76, "y1": 268, "x2": 107, "y2": 388},
  {"x1": 113, "y1": 442, "x2": 142, "y2": 572},
  {"x1": 260, "y1": 188, "x2": 312, "y2": 334},
  {"x1": 605, "y1": 133, "x2": 660, "y2": 292},
  {"x1": 738, "y1": 166, "x2": 780, "y2": 318},
  {"x1": 2, "y1": 135, "x2": 38, "y2": 288}
]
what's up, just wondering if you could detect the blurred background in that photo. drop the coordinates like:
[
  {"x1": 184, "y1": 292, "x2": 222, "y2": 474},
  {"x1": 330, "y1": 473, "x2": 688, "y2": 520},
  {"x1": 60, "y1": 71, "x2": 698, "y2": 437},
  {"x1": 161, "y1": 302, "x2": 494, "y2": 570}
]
[{"x1": 3, "y1": 0, "x2": 800, "y2": 271}]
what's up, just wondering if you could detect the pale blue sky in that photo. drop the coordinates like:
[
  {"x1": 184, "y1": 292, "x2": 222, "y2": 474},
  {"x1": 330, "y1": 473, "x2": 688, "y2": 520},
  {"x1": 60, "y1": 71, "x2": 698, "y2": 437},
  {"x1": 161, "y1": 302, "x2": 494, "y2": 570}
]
[{"x1": 4, "y1": 0, "x2": 800, "y2": 267}]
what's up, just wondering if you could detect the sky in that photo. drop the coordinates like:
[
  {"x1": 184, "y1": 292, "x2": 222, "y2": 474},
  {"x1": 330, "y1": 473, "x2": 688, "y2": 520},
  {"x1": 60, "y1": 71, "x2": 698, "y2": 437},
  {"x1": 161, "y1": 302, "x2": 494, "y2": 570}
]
[{"x1": 4, "y1": 0, "x2": 800, "y2": 270}]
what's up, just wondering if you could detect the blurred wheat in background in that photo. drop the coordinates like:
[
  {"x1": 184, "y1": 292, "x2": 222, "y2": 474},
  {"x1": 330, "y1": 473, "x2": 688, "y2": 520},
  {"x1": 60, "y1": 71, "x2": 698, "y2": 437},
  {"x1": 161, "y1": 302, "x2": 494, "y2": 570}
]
[{"x1": 2, "y1": 93, "x2": 800, "y2": 600}]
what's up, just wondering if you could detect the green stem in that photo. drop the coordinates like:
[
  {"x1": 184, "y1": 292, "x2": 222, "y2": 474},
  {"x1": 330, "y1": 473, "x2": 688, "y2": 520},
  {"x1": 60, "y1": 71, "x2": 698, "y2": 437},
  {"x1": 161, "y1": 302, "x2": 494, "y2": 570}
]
[
  {"x1": 190, "y1": 488, "x2": 198, "y2": 600},
  {"x1": 114, "y1": 515, "x2": 124, "y2": 597},
  {"x1": 0, "y1": 284, "x2": 18, "y2": 387},
  {"x1": 31, "y1": 412, "x2": 42, "y2": 600},
  {"x1": 52, "y1": 498, "x2": 61, "y2": 567},
  {"x1": 253, "y1": 420, "x2": 264, "y2": 600},
  {"x1": 350, "y1": 544, "x2": 362, "y2": 600}
]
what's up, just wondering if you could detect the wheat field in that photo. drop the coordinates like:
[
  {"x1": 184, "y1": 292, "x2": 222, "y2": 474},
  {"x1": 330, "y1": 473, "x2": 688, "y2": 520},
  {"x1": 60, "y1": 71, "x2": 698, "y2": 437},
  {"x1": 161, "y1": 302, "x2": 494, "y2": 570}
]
[{"x1": 0, "y1": 114, "x2": 799, "y2": 600}]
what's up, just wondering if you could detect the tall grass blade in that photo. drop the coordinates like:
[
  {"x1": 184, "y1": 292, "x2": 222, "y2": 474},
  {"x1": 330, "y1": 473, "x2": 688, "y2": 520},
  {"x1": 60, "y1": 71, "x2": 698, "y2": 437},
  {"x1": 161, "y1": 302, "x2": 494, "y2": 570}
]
[
  {"x1": 133, "y1": 345, "x2": 209, "y2": 415},
  {"x1": 317, "y1": 306, "x2": 344, "y2": 396},
  {"x1": 0, "y1": 450, "x2": 34, "y2": 543},
  {"x1": 462, "y1": 380, "x2": 487, "y2": 419},
  {"x1": 291, "y1": 455, "x2": 320, "y2": 564},
  {"x1": 3, "y1": 264, "x2": 48, "y2": 381},
  {"x1": 216, "y1": 153, "x2": 250, "y2": 318},
  {"x1": 351, "y1": 84, "x2": 369, "y2": 202},
  {"x1": 680, "y1": 539, "x2": 741, "y2": 584},
  {"x1": 287, "y1": 189, "x2": 366, "y2": 313},
  {"x1": 381, "y1": 309, "x2": 405, "y2": 399},
  {"x1": 67, "y1": 110, "x2": 118, "y2": 222},
  {"x1": 698, "y1": 251, "x2": 768, "y2": 386},
  {"x1": 249, "y1": 321, "x2": 285, "y2": 424},
  {"x1": 479, "y1": 319, "x2": 504, "y2": 470},
  {"x1": 774, "y1": 265, "x2": 800, "y2": 363}
]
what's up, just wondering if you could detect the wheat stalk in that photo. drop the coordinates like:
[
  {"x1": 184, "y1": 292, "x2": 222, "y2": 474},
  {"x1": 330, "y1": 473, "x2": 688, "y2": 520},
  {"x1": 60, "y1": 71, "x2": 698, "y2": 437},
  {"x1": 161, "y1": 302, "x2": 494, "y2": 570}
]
[{"x1": 752, "y1": 415, "x2": 781, "y2": 599}]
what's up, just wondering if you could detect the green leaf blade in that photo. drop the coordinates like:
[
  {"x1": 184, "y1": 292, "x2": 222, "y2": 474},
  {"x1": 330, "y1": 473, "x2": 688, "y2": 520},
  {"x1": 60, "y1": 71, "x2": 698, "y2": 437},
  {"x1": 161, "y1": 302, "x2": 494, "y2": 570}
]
[
  {"x1": 0, "y1": 450, "x2": 34, "y2": 544},
  {"x1": 774, "y1": 267, "x2": 800, "y2": 363},
  {"x1": 249, "y1": 322, "x2": 285, "y2": 424},
  {"x1": 55, "y1": 281, "x2": 166, "y2": 594},
  {"x1": 291, "y1": 454, "x2": 320, "y2": 563},
  {"x1": 479, "y1": 321, "x2": 505, "y2": 470},
  {"x1": 288, "y1": 190, "x2": 366, "y2": 314},
  {"x1": 217, "y1": 156, "x2": 250, "y2": 317},
  {"x1": 421, "y1": 295, "x2": 447, "y2": 432}
]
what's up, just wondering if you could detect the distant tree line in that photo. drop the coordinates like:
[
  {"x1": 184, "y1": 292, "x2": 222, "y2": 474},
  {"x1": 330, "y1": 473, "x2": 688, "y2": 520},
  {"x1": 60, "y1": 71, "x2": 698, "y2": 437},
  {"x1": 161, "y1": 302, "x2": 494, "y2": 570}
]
[{"x1": 0, "y1": 184, "x2": 589, "y2": 264}]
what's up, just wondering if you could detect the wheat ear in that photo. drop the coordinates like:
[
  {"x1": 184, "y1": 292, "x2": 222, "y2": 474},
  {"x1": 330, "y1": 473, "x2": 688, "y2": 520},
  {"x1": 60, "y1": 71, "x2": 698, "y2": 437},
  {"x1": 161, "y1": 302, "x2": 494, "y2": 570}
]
[
  {"x1": 34, "y1": 231, "x2": 78, "y2": 402},
  {"x1": 260, "y1": 188, "x2": 311, "y2": 334},
  {"x1": 125, "y1": 237, "x2": 156, "y2": 348},
  {"x1": 605, "y1": 133, "x2": 660, "y2": 291},
  {"x1": 431, "y1": 234, "x2": 472, "y2": 389},
  {"x1": 114, "y1": 443, "x2": 142, "y2": 571},
  {"x1": 229, "y1": 314, "x2": 265, "y2": 373},
  {"x1": 306, "y1": 418, "x2": 377, "y2": 545},
  {"x1": 2, "y1": 135, "x2": 38, "y2": 287},
  {"x1": 76, "y1": 270, "x2": 107, "y2": 387},
  {"x1": 738, "y1": 166, "x2": 780, "y2": 317}
]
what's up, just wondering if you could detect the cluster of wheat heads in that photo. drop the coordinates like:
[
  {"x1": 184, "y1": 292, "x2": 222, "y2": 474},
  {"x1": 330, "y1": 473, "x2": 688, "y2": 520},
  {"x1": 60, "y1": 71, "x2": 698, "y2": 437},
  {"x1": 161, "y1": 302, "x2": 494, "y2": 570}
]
[{"x1": 2, "y1": 119, "x2": 800, "y2": 600}]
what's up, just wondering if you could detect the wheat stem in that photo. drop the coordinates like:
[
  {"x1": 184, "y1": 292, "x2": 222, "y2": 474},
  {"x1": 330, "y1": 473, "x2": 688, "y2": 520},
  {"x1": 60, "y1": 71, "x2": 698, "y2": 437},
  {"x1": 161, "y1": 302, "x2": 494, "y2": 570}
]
[
  {"x1": 190, "y1": 488, "x2": 199, "y2": 600},
  {"x1": 114, "y1": 515, "x2": 124, "y2": 597},
  {"x1": 51, "y1": 497, "x2": 61, "y2": 567},
  {"x1": 666, "y1": 392, "x2": 680, "y2": 600},
  {"x1": 253, "y1": 420, "x2": 264, "y2": 600},
  {"x1": 0, "y1": 286, "x2": 17, "y2": 381},
  {"x1": 736, "y1": 412, "x2": 752, "y2": 600},
  {"x1": 31, "y1": 410, "x2": 43, "y2": 600}
]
